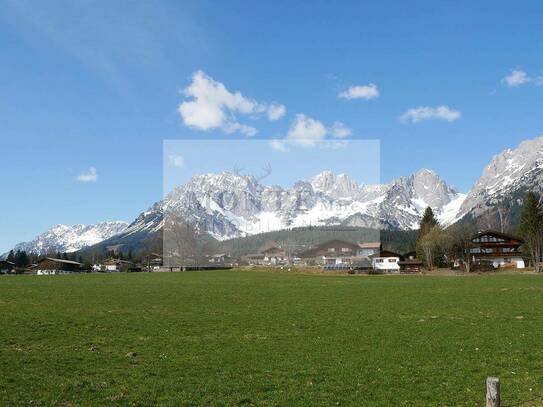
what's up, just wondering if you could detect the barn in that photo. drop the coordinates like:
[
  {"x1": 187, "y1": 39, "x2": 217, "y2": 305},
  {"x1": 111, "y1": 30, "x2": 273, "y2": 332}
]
[{"x1": 36, "y1": 258, "x2": 82, "y2": 275}]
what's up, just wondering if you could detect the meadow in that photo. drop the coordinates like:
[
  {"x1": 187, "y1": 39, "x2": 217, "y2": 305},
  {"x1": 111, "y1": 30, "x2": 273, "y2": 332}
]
[{"x1": 1, "y1": 270, "x2": 543, "y2": 406}]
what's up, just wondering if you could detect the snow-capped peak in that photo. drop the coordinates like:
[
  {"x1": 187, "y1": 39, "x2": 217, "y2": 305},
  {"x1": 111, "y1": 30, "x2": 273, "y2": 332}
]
[{"x1": 456, "y1": 135, "x2": 543, "y2": 220}]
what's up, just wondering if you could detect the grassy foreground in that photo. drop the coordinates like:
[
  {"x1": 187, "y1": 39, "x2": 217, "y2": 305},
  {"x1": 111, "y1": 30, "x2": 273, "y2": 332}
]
[{"x1": 1, "y1": 271, "x2": 543, "y2": 406}]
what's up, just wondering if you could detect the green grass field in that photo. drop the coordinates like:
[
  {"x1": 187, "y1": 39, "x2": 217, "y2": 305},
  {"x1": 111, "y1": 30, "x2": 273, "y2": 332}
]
[{"x1": 1, "y1": 271, "x2": 543, "y2": 406}]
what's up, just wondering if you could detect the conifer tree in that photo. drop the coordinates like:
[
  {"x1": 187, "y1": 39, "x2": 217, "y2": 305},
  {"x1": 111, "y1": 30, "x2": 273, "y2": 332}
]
[
  {"x1": 519, "y1": 191, "x2": 543, "y2": 272},
  {"x1": 418, "y1": 207, "x2": 438, "y2": 239}
]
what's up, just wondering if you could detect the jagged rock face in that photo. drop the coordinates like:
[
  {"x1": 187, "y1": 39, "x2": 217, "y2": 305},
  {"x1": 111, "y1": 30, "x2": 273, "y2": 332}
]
[
  {"x1": 457, "y1": 135, "x2": 543, "y2": 221},
  {"x1": 11, "y1": 222, "x2": 128, "y2": 255},
  {"x1": 115, "y1": 169, "x2": 463, "y2": 242}
]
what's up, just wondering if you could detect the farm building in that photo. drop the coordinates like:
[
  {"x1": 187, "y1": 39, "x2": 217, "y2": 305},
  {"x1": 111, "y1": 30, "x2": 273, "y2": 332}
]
[
  {"x1": 259, "y1": 241, "x2": 287, "y2": 265},
  {"x1": 398, "y1": 259, "x2": 423, "y2": 273},
  {"x1": 398, "y1": 251, "x2": 423, "y2": 273},
  {"x1": 298, "y1": 240, "x2": 360, "y2": 266},
  {"x1": 469, "y1": 230, "x2": 525, "y2": 269},
  {"x1": 243, "y1": 241, "x2": 287, "y2": 266},
  {"x1": 93, "y1": 258, "x2": 133, "y2": 272},
  {"x1": 36, "y1": 258, "x2": 82, "y2": 275},
  {"x1": 0, "y1": 260, "x2": 15, "y2": 274},
  {"x1": 370, "y1": 250, "x2": 401, "y2": 273}
]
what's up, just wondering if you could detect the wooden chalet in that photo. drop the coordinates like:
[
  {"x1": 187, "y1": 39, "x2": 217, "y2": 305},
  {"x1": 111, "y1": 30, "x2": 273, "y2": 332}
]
[
  {"x1": 258, "y1": 241, "x2": 287, "y2": 265},
  {"x1": 36, "y1": 257, "x2": 82, "y2": 275},
  {"x1": 298, "y1": 239, "x2": 360, "y2": 266},
  {"x1": 469, "y1": 230, "x2": 525, "y2": 269}
]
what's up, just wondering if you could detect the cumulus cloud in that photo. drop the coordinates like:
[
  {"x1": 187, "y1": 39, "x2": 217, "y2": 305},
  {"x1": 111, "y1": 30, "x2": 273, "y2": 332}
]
[
  {"x1": 329, "y1": 121, "x2": 352, "y2": 138},
  {"x1": 338, "y1": 83, "x2": 379, "y2": 100},
  {"x1": 270, "y1": 114, "x2": 352, "y2": 151},
  {"x1": 502, "y1": 70, "x2": 531, "y2": 87},
  {"x1": 501, "y1": 69, "x2": 543, "y2": 87},
  {"x1": 168, "y1": 154, "x2": 185, "y2": 168},
  {"x1": 399, "y1": 105, "x2": 461, "y2": 123},
  {"x1": 178, "y1": 70, "x2": 285, "y2": 136},
  {"x1": 286, "y1": 114, "x2": 328, "y2": 147},
  {"x1": 267, "y1": 103, "x2": 286, "y2": 120},
  {"x1": 76, "y1": 167, "x2": 97, "y2": 182}
]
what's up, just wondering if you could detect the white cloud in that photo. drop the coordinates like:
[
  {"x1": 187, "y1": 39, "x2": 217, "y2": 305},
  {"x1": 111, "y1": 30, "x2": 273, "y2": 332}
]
[
  {"x1": 269, "y1": 139, "x2": 288, "y2": 152},
  {"x1": 271, "y1": 114, "x2": 352, "y2": 151},
  {"x1": 286, "y1": 114, "x2": 328, "y2": 147},
  {"x1": 399, "y1": 105, "x2": 461, "y2": 123},
  {"x1": 501, "y1": 69, "x2": 543, "y2": 87},
  {"x1": 76, "y1": 167, "x2": 97, "y2": 183},
  {"x1": 267, "y1": 103, "x2": 286, "y2": 121},
  {"x1": 178, "y1": 70, "x2": 285, "y2": 136},
  {"x1": 502, "y1": 70, "x2": 531, "y2": 87},
  {"x1": 339, "y1": 83, "x2": 379, "y2": 100},
  {"x1": 329, "y1": 121, "x2": 352, "y2": 138},
  {"x1": 168, "y1": 154, "x2": 185, "y2": 168}
]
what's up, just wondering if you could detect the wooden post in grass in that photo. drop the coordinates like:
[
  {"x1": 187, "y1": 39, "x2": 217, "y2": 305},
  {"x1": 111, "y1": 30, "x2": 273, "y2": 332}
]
[{"x1": 486, "y1": 377, "x2": 500, "y2": 407}]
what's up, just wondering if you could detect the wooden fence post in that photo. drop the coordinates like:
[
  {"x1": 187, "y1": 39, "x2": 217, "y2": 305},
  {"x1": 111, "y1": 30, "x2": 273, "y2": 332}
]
[{"x1": 486, "y1": 377, "x2": 500, "y2": 407}]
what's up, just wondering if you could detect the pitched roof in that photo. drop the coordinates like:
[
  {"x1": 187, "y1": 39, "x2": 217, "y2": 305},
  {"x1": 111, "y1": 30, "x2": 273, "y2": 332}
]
[
  {"x1": 358, "y1": 242, "x2": 381, "y2": 249},
  {"x1": 472, "y1": 230, "x2": 524, "y2": 244},
  {"x1": 41, "y1": 257, "x2": 82, "y2": 266},
  {"x1": 370, "y1": 250, "x2": 401, "y2": 258}
]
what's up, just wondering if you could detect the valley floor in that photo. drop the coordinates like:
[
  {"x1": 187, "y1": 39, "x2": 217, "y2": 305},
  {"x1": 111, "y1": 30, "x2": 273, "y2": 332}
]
[{"x1": 1, "y1": 271, "x2": 543, "y2": 406}]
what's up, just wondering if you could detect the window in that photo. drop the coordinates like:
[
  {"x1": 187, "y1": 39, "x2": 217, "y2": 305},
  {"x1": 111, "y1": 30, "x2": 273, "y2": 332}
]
[
  {"x1": 328, "y1": 248, "x2": 335, "y2": 252},
  {"x1": 341, "y1": 247, "x2": 350, "y2": 252},
  {"x1": 388, "y1": 258, "x2": 397, "y2": 263}
]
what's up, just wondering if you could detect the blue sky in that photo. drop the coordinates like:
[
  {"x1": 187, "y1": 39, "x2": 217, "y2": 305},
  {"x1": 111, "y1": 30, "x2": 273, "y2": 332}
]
[{"x1": 1, "y1": 0, "x2": 543, "y2": 252}]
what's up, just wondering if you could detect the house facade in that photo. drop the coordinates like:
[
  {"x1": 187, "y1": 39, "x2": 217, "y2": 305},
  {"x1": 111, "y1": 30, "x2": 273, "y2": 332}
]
[
  {"x1": 299, "y1": 240, "x2": 360, "y2": 266},
  {"x1": 36, "y1": 258, "x2": 82, "y2": 275},
  {"x1": 370, "y1": 250, "x2": 401, "y2": 273},
  {"x1": 93, "y1": 258, "x2": 133, "y2": 272},
  {"x1": 470, "y1": 230, "x2": 525, "y2": 269}
]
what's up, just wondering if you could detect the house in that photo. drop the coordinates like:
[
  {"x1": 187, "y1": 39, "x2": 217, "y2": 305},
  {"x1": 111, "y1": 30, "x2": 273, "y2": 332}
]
[
  {"x1": 243, "y1": 241, "x2": 287, "y2": 266},
  {"x1": 299, "y1": 240, "x2": 360, "y2": 266},
  {"x1": 370, "y1": 250, "x2": 401, "y2": 273},
  {"x1": 259, "y1": 241, "x2": 287, "y2": 265},
  {"x1": 470, "y1": 230, "x2": 525, "y2": 269},
  {"x1": 0, "y1": 260, "x2": 15, "y2": 274},
  {"x1": 36, "y1": 257, "x2": 82, "y2": 275},
  {"x1": 93, "y1": 258, "x2": 133, "y2": 272},
  {"x1": 357, "y1": 242, "x2": 382, "y2": 257},
  {"x1": 242, "y1": 253, "x2": 265, "y2": 265}
]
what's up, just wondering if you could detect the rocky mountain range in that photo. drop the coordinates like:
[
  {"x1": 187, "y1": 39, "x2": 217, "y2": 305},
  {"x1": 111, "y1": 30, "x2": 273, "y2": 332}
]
[
  {"x1": 9, "y1": 135, "x2": 543, "y2": 255},
  {"x1": 8, "y1": 222, "x2": 129, "y2": 256}
]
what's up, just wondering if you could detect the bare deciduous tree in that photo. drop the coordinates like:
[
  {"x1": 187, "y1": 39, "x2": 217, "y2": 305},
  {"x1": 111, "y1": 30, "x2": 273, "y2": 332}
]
[{"x1": 163, "y1": 212, "x2": 200, "y2": 267}]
